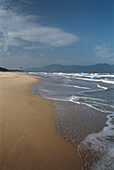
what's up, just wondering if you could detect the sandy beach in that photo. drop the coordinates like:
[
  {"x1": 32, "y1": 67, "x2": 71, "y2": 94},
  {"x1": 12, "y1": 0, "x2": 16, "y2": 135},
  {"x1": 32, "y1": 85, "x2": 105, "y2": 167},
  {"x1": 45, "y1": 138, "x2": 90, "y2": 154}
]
[{"x1": 0, "y1": 72, "x2": 82, "y2": 170}]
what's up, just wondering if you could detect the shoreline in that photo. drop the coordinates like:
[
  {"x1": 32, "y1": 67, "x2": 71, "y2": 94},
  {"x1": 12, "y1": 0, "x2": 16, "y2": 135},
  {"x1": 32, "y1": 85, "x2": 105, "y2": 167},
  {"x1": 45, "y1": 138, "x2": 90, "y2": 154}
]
[
  {"x1": 30, "y1": 76, "x2": 108, "y2": 169},
  {"x1": 0, "y1": 72, "x2": 82, "y2": 170}
]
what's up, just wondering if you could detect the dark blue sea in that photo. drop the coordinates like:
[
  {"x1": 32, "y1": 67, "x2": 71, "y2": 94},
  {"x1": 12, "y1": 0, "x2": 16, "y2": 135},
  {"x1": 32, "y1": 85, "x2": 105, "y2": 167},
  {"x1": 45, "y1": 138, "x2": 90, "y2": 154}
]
[{"x1": 29, "y1": 72, "x2": 114, "y2": 170}]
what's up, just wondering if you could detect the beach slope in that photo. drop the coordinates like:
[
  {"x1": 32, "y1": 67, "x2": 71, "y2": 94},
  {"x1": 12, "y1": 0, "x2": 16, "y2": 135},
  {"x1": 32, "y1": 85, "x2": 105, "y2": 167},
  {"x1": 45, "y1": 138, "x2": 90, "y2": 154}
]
[{"x1": 0, "y1": 72, "x2": 82, "y2": 170}]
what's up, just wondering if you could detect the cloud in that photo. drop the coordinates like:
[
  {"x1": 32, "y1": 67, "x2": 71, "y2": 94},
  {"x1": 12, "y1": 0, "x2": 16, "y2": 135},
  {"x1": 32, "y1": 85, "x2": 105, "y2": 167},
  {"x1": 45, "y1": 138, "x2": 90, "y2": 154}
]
[
  {"x1": 23, "y1": 45, "x2": 49, "y2": 50},
  {"x1": 94, "y1": 44, "x2": 114, "y2": 58},
  {"x1": 0, "y1": 5, "x2": 79, "y2": 55}
]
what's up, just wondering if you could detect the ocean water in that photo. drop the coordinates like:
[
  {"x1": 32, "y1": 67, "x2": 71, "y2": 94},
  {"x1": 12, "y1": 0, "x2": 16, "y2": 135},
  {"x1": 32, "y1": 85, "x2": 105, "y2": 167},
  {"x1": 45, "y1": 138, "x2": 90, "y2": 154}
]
[{"x1": 29, "y1": 72, "x2": 114, "y2": 170}]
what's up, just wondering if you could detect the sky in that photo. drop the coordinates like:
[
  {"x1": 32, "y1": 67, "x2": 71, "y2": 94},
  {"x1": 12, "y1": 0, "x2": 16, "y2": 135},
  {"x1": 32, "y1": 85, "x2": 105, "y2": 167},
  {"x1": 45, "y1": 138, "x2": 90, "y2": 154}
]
[{"x1": 0, "y1": 0, "x2": 114, "y2": 69}]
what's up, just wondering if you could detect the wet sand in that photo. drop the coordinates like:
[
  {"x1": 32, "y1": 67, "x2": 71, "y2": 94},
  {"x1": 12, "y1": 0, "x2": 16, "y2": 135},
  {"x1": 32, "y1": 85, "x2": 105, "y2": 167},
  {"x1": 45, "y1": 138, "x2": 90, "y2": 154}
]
[
  {"x1": 0, "y1": 72, "x2": 82, "y2": 170},
  {"x1": 54, "y1": 101, "x2": 107, "y2": 169},
  {"x1": 54, "y1": 101, "x2": 107, "y2": 145}
]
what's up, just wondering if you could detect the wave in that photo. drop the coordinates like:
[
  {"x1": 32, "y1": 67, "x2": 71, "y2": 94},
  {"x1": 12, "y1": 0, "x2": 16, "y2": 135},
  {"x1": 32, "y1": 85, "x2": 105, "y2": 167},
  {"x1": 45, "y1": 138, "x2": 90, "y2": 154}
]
[
  {"x1": 39, "y1": 72, "x2": 114, "y2": 78},
  {"x1": 75, "y1": 77, "x2": 114, "y2": 84},
  {"x1": 78, "y1": 96, "x2": 106, "y2": 102},
  {"x1": 102, "y1": 79, "x2": 114, "y2": 84},
  {"x1": 64, "y1": 84, "x2": 91, "y2": 89},
  {"x1": 74, "y1": 95, "x2": 106, "y2": 102},
  {"x1": 92, "y1": 101, "x2": 114, "y2": 109},
  {"x1": 28, "y1": 72, "x2": 37, "y2": 75},
  {"x1": 70, "y1": 97, "x2": 106, "y2": 113},
  {"x1": 39, "y1": 95, "x2": 108, "y2": 113},
  {"x1": 83, "y1": 73, "x2": 114, "y2": 79},
  {"x1": 78, "y1": 109, "x2": 114, "y2": 170},
  {"x1": 78, "y1": 129, "x2": 114, "y2": 170},
  {"x1": 69, "y1": 95, "x2": 114, "y2": 114},
  {"x1": 69, "y1": 93, "x2": 114, "y2": 169},
  {"x1": 97, "y1": 84, "x2": 109, "y2": 90},
  {"x1": 40, "y1": 89, "x2": 50, "y2": 92},
  {"x1": 38, "y1": 72, "x2": 114, "y2": 85}
]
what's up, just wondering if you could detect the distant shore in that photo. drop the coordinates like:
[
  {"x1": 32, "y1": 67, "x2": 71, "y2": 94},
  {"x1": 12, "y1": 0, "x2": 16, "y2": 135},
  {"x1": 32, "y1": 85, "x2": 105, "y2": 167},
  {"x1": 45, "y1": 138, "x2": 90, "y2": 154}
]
[{"x1": 0, "y1": 72, "x2": 82, "y2": 170}]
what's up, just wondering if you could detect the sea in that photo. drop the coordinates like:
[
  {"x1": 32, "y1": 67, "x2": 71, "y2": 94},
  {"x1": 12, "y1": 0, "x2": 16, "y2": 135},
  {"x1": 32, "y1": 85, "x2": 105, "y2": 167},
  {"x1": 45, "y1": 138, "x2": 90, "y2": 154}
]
[{"x1": 29, "y1": 72, "x2": 114, "y2": 170}]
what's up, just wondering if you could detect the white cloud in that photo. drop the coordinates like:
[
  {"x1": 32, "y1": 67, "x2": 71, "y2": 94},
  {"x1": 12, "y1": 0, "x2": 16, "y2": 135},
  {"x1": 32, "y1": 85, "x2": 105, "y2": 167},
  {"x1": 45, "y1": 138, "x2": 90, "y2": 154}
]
[
  {"x1": 94, "y1": 44, "x2": 114, "y2": 58},
  {"x1": 0, "y1": 5, "x2": 79, "y2": 55},
  {"x1": 23, "y1": 46, "x2": 48, "y2": 50}
]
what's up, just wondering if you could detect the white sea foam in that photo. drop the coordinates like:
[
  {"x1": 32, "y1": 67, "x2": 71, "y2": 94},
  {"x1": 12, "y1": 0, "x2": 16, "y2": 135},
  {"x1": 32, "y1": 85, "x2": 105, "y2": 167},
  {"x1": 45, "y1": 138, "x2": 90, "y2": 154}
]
[
  {"x1": 92, "y1": 101, "x2": 114, "y2": 109},
  {"x1": 78, "y1": 102, "x2": 114, "y2": 167},
  {"x1": 64, "y1": 84, "x2": 91, "y2": 89},
  {"x1": 78, "y1": 130, "x2": 114, "y2": 170},
  {"x1": 77, "y1": 90, "x2": 114, "y2": 170},
  {"x1": 84, "y1": 73, "x2": 114, "y2": 79},
  {"x1": 102, "y1": 79, "x2": 114, "y2": 84},
  {"x1": 29, "y1": 72, "x2": 37, "y2": 75},
  {"x1": 40, "y1": 89, "x2": 50, "y2": 92},
  {"x1": 70, "y1": 95, "x2": 106, "y2": 102},
  {"x1": 75, "y1": 77, "x2": 114, "y2": 84},
  {"x1": 97, "y1": 84, "x2": 109, "y2": 90},
  {"x1": 92, "y1": 148, "x2": 114, "y2": 170},
  {"x1": 69, "y1": 95, "x2": 114, "y2": 115},
  {"x1": 38, "y1": 72, "x2": 114, "y2": 85},
  {"x1": 39, "y1": 72, "x2": 114, "y2": 77}
]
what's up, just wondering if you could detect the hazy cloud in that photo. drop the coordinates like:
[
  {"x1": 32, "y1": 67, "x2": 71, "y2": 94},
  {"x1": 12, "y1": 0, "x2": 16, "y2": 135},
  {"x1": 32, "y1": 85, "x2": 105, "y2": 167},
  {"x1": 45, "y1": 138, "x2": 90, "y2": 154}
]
[
  {"x1": 23, "y1": 46, "x2": 49, "y2": 50},
  {"x1": 0, "y1": 5, "x2": 79, "y2": 55},
  {"x1": 94, "y1": 44, "x2": 114, "y2": 58}
]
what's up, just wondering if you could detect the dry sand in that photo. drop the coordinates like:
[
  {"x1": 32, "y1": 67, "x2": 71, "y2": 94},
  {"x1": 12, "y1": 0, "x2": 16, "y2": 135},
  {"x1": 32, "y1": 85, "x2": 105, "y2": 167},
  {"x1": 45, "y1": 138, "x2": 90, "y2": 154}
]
[{"x1": 0, "y1": 72, "x2": 82, "y2": 170}]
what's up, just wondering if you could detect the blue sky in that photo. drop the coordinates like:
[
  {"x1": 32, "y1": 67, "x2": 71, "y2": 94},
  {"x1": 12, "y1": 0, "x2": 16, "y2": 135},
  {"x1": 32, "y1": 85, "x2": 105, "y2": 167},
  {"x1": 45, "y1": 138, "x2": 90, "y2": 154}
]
[{"x1": 0, "y1": 0, "x2": 114, "y2": 69}]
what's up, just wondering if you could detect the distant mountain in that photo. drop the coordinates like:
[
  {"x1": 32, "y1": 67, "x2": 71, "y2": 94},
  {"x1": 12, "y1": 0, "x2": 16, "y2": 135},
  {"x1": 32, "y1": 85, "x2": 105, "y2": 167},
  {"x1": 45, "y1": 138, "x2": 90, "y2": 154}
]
[
  {"x1": 25, "y1": 63, "x2": 114, "y2": 73},
  {"x1": 0, "y1": 67, "x2": 9, "y2": 71}
]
